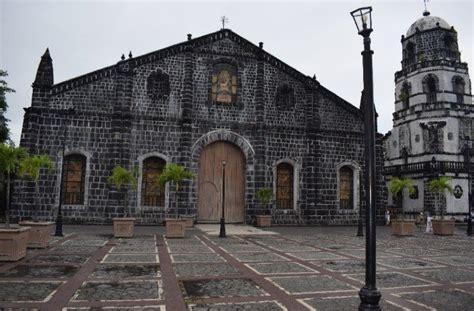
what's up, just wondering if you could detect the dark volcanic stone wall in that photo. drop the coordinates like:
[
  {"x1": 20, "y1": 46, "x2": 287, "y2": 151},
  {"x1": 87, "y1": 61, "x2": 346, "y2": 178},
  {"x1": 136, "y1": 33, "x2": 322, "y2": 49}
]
[{"x1": 11, "y1": 29, "x2": 386, "y2": 225}]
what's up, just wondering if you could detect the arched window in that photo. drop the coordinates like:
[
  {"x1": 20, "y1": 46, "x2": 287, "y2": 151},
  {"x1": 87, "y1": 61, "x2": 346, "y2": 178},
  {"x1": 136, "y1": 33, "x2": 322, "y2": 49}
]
[
  {"x1": 400, "y1": 82, "x2": 411, "y2": 109},
  {"x1": 62, "y1": 154, "x2": 86, "y2": 205},
  {"x1": 405, "y1": 42, "x2": 415, "y2": 64},
  {"x1": 147, "y1": 70, "x2": 170, "y2": 100},
  {"x1": 275, "y1": 84, "x2": 295, "y2": 109},
  {"x1": 423, "y1": 74, "x2": 438, "y2": 103},
  {"x1": 211, "y1": 63, "x2": 238, "y2": 104},
  {"x1": 443, "y1": 35, "x2": 457, "y2": 52},
  {"x1": 452, "y1": 76, "x2": 465, "y2": 104},
  {"x1": 339, "y1": 166, "x2": 353, "y2": 209},
  {"x1": 141, "y1": 157, "x2": 166, "y2": 207},
  {"x1": 276, "y1": 163, "x2": 293, "y2": 209}
]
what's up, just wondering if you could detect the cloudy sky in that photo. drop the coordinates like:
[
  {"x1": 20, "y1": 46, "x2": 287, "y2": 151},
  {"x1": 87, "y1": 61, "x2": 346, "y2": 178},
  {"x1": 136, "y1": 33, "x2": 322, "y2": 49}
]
[{"x1": 1, "y1": 0, "x2": 472, "y2": 145}]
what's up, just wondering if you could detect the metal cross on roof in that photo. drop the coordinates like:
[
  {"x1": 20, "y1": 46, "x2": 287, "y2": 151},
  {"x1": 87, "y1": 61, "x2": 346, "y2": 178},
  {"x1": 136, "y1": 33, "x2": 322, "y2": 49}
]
[
  {"x1": 423, "y1": 0, "x2": 430, "y2": 13},
  {"x1": 221, "y1": 16, "x2": 229, "y2": 29}
]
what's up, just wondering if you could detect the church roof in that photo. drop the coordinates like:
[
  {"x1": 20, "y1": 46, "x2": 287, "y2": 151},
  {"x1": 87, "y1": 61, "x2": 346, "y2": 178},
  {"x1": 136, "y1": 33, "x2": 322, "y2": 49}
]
[
  {"x1": 406, "y1": 12, "x2": 450, "y2": 37},
  {"x1": 50, "y1": 28, "x2": 360, "y2": 116}
]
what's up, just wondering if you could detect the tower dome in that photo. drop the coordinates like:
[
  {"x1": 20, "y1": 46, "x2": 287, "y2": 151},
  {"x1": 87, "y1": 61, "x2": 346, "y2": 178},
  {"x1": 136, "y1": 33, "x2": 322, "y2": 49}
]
[{"x1": 406, "y1": 12, "x2": 450, "y2": 37}]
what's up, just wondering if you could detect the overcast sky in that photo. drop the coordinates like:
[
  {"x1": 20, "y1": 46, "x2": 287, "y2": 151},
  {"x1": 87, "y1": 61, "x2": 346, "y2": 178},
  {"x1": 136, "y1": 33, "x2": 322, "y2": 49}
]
[{"x1": 1, "y1": 0, "x2": 472, "y2": 146}]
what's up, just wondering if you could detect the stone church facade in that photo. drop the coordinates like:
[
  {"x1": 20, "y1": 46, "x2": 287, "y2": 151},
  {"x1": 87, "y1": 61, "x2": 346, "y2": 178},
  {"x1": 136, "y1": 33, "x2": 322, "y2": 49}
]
[
  {"x1": 12, "y1": 29, "x2": 385, "y2": 225},
  {"x1": 384, "y1": 11, "x2": 473, "y2": 219}
]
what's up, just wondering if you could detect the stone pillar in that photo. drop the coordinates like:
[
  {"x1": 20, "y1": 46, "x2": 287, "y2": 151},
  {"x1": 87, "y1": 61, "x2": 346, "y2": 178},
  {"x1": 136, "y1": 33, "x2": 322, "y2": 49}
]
[
  {"x1": 252, "y1": 47, "x2": 266, "y2": 217},
  {"x1": 303, "y1": 86, "x2": 319, "y2": 220},
  {"x1": 177, "y1": 46, "x2": 194, "y2": 215},
  {"x1": 107, "y1": 59, "x2": 134, "y2": 218}
]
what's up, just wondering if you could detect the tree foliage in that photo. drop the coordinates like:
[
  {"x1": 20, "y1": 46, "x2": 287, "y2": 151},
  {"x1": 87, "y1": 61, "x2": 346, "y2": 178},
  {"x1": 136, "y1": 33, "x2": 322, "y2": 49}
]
[
  {"x1": 19, "y1": 155, "x2": 54, "y2": 221},
  {"x1": 158, "y1": 163, "x2": 196, "y2": 218},
  {"x1": 0, "y1": 144, "x2": 28, "y2": 227},
  {"x1": 388, "y1": 177, "x2": 416, "y2": 219},
  {"x1": 108, "y1": 166, "x2": 138, "y2": 191},
  {"x1": 19, "y1": 155, "x2": 54, "y2": 182},
  {"x1": 256, "y1": 188, "x2": 273, "y2": 205},
  {"x1": 0, "y1": 70, "x2": 15, "y2": 144},
  {"x1": 108, "y1": 166, "x2": 138, "y2": 218},
  {"x1": 429, "y1": 176, "x2": 454, "y2": 219}
]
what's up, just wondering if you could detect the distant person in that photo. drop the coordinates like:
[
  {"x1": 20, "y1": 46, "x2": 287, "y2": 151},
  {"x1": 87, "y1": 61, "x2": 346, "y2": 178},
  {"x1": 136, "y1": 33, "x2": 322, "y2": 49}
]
[
  {"x1": 385, "y1": 209, "x2": 390, "y2": 226},
  {"x1": 425, "y1": 212, "x2": 433, "y2": 233}
]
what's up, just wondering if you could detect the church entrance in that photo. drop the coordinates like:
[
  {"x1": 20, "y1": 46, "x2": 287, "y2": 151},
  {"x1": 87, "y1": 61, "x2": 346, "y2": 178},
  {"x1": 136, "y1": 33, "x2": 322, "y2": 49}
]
[{"x1": 197, "y1": 141, "x2": 246, "y2": 223}]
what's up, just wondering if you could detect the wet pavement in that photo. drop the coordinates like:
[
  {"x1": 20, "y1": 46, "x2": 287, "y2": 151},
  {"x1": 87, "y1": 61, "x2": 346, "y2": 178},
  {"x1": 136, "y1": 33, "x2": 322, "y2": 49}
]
[{"x1": 0, "y1": 225, "x2": 473, "y2": 310}]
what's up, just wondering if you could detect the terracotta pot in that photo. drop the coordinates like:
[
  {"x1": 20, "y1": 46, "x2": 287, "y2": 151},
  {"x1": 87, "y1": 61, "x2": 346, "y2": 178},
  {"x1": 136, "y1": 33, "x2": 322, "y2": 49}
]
[
  {"x1": 19, "y1": 221, "x2": 54, "y2": 248},
  {"x1": 432, "y1": 219, "x2": 455, "y2": 236},
  {"x1": 391, "y1": 219, "x2": 415, "y2": 236},
  {"x1": 113, "y1": 218, "x2": 135, "y2": 238},
  {"x1": 0, "y1": 226, "x2": 31, "y2": 261},
  {"x1": 166, "y1": 218, "x2": 186, "y2": 238},
  {"x1": 180, "y1": 215, "x2": 195, "y2": 228},
  {"x1": 256, "y1": 215, "x2": 272, "y2": 227}
]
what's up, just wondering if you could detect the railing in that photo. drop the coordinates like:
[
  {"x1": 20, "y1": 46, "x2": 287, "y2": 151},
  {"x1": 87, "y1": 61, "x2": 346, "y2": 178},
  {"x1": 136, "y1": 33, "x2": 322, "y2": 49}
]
[
  {"x1": 384, "y1": 160, "x2": 468, "y2": 176},
  {"x1": 396, "y1": 58, "x2": 467, "y2": 79}
]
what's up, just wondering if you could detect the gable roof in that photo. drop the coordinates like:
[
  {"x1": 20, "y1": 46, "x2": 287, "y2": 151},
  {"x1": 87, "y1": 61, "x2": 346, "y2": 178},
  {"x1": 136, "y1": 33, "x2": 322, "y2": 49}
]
[{"x1": 50, "y1": 28, "x2": 361, "y2": 116}]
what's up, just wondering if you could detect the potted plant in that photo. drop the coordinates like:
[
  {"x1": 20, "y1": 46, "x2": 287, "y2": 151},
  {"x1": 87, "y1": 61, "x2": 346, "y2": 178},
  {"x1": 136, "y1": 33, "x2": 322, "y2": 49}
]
[
  {"x1": 18, "y1": 154, "x2": 55, "y2": 248},
  {"x1": 0, "y1": 143, "x2": 31, "y2": 261},
  {"x1": 388, "y1": 177, "x2": 416, "y2": 236},
  {"x1": 158, "y1": 163, "x2": 196, "y2": 237},
  {"x1": 255, "y1": 188, "x2": 273, "y2": 227},
  {"x1": 429, "y1": 176, "x2": 455, "y2": 235},
  {"x1": 108, "y1": 165, "x2": 138, "y2": 238}
]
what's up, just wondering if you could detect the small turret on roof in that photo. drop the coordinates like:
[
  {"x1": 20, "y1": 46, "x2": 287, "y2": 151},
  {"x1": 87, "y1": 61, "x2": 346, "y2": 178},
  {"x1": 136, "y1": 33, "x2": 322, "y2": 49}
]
[{"x1": 33, "y1": 48, "x2": 54, "y2": 88}]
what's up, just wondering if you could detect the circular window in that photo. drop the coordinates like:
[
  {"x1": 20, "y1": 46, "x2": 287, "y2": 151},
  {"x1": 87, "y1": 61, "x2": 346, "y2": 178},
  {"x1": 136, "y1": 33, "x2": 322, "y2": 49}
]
[{"x1": 453, "y1": 185, "x2": 463, "y2": 199}]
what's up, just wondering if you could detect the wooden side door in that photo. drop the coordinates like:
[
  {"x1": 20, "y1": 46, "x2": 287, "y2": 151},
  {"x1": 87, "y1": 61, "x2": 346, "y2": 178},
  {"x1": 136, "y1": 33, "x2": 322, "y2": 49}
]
[{"x1": 197, "y1": 141, "x2": 246, "y2": 223}]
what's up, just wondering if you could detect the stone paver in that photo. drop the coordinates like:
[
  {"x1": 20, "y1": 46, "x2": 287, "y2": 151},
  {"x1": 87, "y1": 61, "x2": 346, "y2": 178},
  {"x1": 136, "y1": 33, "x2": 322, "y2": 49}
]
[
  {"x1": 268, "y1": 275, "x2": 357, "y2": 294},
  {"x1": 189, "y1": 301, "x2": 285, "y2": 310},
  {"x1": 171, "y1": 253, "x2": 225, "y2": 263},
  {"x1": 1, "y1": 225, "x2": 472, "y2": 310},
  {"x1": 181, "y1": 278, "x2": 267, "y2": 298},
  {"x1": 173, "y1": 263, "x2": 239, "y2": 278},
  {"x1": 245, "y1": 261, "x2": 318, "y2": 275},
  {"x1": 102, "y1": 254, "x2": 159, "y2": 264},
  {"x1": 229, "y1": 252, "x2": 289, "y2": 262},
  {"x1": 73, "y1": 280, "x2": 163, "y2": 301},
  {"x1": 91, "y1": 264, "x2": 160, "y2": 279},
  {"x1": 299, "y1": 296, "x2": 404, "y2": 311},
  {"x1": 287, "y1": 251, "x2": 347, "y2": 261},
  {"x1": 0, "y1": 264, "x2": 78, "y2": 278},
  {"x1": 0, "y1": 281, "x2": 62, "y2": 302},
  {"x1": 414, "y1": 268, "x2": 474, "y2": 284},
  {"x1": 27, "y1": 254, "x2": 90, "y2": 264},
  {"x1": 345, "y1": 271, "x2": 436, "y2": 289},
  {"x1": 397, "y1": 289, "x2": 474, "y2": 311}
]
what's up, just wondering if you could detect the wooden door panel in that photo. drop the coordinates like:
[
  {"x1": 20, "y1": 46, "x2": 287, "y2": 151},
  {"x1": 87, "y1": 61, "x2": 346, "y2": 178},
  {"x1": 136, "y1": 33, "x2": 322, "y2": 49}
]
[{"x1": 197, "y1": 142, "x2": 245, "y2": 222}]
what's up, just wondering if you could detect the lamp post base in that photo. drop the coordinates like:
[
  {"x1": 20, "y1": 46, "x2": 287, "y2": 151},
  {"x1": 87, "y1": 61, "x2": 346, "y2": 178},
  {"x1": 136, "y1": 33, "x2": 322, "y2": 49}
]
[
  {"x1": 219, "y1": 218, "x2": 226, "y2": 238},
  {"x1": 467, "y1": 218, "x2": 472, "y2": 236},
  {"x1": 54, "y1": 214, "x2": 63, "y2": 237},
  {"x1": 357, "y1": 218, "x2": 364, "y2": 237},
  {"x1": 359, "y1": 286, "x2": 381, "y2": 310}
]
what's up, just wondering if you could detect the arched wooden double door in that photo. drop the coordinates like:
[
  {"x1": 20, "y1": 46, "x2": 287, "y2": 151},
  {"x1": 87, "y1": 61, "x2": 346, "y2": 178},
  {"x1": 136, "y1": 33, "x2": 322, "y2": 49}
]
[{"x1": 197, "y1": 141, "x2": 246, "y2": 223}]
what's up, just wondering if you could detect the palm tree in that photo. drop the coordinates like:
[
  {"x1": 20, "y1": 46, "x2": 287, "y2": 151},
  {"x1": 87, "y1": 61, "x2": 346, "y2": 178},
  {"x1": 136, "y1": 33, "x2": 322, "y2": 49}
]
[
  {"x1": 19, "y1": 155, "x2": 54, "y2": 221},
  {"x1": 0, "y1": 144, "x2": 28, "y2": 227},
  {"x1": 108, "y1": 166, "x2": 138, "y2": 218},
  {"x1": 388, "y1": 177, "x2": 416, "y2": 220},
  {"x1": 256, "y1": 188, "x2": 273, "y2": 214},
  {"x1": 158, "y1": 163, "x2": 196, "y2": 218},
  {"x1": 429, "y1": 176, "x2": 454, "y2": 220}
]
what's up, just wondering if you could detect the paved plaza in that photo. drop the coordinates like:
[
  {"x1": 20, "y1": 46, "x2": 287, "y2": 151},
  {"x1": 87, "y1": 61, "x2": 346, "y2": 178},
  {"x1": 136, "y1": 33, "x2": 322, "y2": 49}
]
[{"x1": 0, "y1": 225, "x2": 473, "y2": 310}]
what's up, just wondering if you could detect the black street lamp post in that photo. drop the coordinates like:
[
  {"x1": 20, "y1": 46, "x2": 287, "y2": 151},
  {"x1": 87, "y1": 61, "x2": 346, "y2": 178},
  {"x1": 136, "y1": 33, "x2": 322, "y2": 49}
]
[
  {"x1": 55, "y1": 108, "x2": 74, "y2": 237},
  {"x1": 464, "y1": 136, "x2": 472, "y2": 236},
  {"x1": 350, "y1": 7, "x2": 381, "y2": 310},
  {"x1": 219, "y1": 160, "x2": 226, "y2": 238}
]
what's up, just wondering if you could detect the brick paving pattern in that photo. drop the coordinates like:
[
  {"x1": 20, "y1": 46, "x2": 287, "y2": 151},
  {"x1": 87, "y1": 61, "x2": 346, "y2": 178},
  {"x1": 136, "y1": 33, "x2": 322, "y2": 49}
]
[{"x1": 0, "y1": 225, "x2": 473, "y2": 310}]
